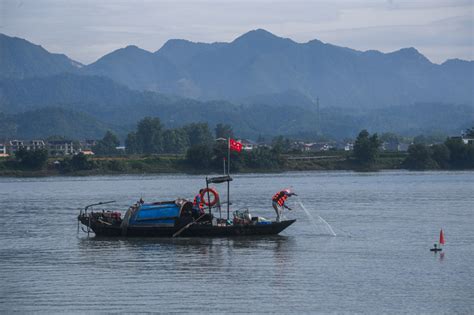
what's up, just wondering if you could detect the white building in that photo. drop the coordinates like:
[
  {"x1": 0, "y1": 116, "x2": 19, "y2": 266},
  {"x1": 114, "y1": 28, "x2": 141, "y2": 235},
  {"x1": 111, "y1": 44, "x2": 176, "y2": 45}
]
[
  {"x1": 237, "y1": 139, "x2": 258, "y2": 151},
  {"x1": 0, "y1": 143, "x2": 8, "y2": 157},
  {"x1": 47, "y1": 140, "x2": 75, "y2": 155}
]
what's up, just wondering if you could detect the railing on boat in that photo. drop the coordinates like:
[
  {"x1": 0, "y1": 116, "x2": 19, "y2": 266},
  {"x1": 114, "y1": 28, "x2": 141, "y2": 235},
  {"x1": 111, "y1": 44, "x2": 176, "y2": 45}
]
[{"x1": 78, "y1": 200, "x2": 116, "y2": 235}]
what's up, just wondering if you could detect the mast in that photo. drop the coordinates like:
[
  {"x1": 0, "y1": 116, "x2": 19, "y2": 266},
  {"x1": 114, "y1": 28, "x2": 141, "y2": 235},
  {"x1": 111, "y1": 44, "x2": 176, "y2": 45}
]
[{"x1": 227, "y1": 138, "x2": 231, "y2": 221}]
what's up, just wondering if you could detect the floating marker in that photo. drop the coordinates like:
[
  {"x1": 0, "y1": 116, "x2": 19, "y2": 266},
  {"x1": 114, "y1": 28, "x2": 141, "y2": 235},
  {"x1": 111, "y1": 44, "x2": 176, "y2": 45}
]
[{"x1": 430, "y1": 229, "x2": 445, "y2": 252}]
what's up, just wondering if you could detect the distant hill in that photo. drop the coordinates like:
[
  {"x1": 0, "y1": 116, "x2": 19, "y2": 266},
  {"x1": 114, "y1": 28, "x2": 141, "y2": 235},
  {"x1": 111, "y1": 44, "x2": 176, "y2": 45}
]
[
  {"x1": 82, "y1": 29, "x2": 473, "y2": 108},
  {"x1": 0, "y1": 73, "x2": 175, "y2": 124},
  {"x1": 0, "y1": 33, "x2": 81, "y2": 79},
  {"x1": 83, "y1": 45, "x2": 183, "y2": 92},
  {"x1": 1, "y1": 73, "x2": 472, "y2": 140},
  {"x1": 1, "y1": 30, "x2": 472, "y2": 109},
  {"x1": 0, "y1": 107, "x2": 110, "y2": 140},
  {"x1": 0, "y1": 31, "x2": 472, "y2": 140}
]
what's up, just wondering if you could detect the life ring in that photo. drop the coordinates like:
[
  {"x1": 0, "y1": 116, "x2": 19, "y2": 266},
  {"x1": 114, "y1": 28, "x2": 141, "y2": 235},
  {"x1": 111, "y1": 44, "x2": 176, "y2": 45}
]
[{"x1": 200, "y1": 188, "x2": 219, "y2": 207}]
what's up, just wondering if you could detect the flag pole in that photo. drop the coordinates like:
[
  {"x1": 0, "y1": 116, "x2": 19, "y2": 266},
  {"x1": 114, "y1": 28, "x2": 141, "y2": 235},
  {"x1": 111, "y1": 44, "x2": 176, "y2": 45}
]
[
  {"x1": 227, "y1": 138, "x2": 230, "y2": 221},
  {"x1": 227, "y1": 138, "x2": 231, "y2": 175}
]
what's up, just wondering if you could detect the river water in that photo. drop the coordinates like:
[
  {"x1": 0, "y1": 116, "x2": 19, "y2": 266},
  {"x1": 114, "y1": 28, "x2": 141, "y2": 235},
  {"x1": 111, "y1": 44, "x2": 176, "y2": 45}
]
[{"x1": 0, "y1": 171, "x2": 473, "y2": 313}]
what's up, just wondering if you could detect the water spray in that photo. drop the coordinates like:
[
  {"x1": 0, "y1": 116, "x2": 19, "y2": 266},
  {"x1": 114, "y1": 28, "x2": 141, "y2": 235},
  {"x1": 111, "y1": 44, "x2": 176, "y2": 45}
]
[{"x1": 297, "y1": 200, "x2": 336, "y2": 237}]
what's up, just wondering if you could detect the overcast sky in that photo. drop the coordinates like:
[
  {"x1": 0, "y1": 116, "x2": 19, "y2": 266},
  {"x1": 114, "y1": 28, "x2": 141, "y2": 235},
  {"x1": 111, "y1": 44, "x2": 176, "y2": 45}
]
[{"x1": 1, "y1": 0, "x2": 472, "y2": 64}]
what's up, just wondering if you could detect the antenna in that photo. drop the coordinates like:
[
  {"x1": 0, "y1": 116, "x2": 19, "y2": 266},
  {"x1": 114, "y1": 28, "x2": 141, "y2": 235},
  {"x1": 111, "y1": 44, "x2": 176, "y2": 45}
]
[
  {"x1": 308, "y1": 94, "x2": 321, "y2": 135},
  {"x1": 316, "y1": 97, "x2": 321, "y2": 135},
  {"x1": 304, "y1": 92, "x2": 322, "y2": 136}
]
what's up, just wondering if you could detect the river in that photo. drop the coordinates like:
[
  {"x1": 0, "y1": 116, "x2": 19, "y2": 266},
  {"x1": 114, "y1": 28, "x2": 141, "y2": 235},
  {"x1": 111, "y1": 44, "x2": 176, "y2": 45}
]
[{"x1": 0, "y1": 171, "x2": 473, "y2": 313}]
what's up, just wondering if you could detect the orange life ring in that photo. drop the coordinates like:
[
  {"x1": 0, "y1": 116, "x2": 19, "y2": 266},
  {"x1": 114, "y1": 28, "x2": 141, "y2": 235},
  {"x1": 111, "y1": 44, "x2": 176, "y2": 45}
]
[{"x1": 200, "y1": 188, "x2": 219, "y2": 207}]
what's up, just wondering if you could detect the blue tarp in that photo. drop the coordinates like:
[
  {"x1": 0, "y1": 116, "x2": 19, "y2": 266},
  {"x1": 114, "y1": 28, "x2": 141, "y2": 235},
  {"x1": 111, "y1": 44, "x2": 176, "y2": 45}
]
[{"x1": 129, "y1": 202, "x2": 180, "y2": 226}]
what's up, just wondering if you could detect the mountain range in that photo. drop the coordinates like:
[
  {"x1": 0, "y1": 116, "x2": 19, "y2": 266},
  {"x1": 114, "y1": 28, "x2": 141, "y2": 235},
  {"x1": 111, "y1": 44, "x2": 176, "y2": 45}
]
[{"x1": 0, "y1": 30, "x2": 472, "y2": 140}]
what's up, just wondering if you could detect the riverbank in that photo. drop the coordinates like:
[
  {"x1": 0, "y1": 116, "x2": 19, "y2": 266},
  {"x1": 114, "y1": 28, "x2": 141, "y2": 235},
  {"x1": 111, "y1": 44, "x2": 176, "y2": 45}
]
[{"x1": 0, "y1": 151, "x2": 408, "y2": 177}]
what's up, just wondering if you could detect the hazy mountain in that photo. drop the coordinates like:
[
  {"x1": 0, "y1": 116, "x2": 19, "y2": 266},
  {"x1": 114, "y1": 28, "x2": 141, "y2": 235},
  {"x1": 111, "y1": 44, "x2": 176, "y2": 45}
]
[
  {"x1": 5, "y1": 108, "x2": 111, "y2": 140},
  {"x1": 0, "y1": 33, "x2": 82, "y2": 79},
  {"x1": 82, "y1": 29, "x2": 473, "y2": 108},
  {"x1": 2, "y1": 30, "x2": 472, "y2": 108},
  {"x1": 1, "y1": 73, "x2": 472, "y2": 140},
  {"x1": 240, "y1": 89, "x2": 317, "y2": 108},
  {"x1": 0, "y1": 73, "x2": 183, "y2": 124},
  {"x1": 83, "y1": 45, "x2": 184, "y2": 93},
  {"x1": 0, "y1": 31, "x2": 472, "y2": 140},
  {"x1": 358, "y1": 103, "x2": 474, "y2": 136}
]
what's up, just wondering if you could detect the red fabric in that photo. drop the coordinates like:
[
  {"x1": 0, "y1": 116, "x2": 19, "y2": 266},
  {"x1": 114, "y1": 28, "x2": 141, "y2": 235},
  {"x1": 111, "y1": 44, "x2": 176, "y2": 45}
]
[
  {"x1": 230, "y1": 139, "x2": 243, "y2": 152},
  {"x1": 439, "y1": 229, "x2": 445, "y2": 245}
]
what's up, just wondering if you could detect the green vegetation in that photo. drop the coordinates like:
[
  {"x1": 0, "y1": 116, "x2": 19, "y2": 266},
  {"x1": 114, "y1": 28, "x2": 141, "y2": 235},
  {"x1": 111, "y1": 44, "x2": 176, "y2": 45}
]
[
  {"x1": 353, "y1": 130, "x2": 382, "y2": 169},
  {"x1": 465, "y1": 128, "x2": 474, "y2": 138},
  {"x1": 15, "y1": 148, "x2": 48, "y2": 170},
  {"x1": 186, "y1": 144, "x2": 213, "y2": 169},
  {"x1": 403, "y1": 144, "x2": 438, "y2": 170},
  {"x1": 403, "y1": 137, "x2": 474, "y2": 170},
  {"x1": 1, "y1": 127, "x2": 473, "y2": 177},
  {"x1": 0, "y1": 148, "x2": 49, "y2": 175},
  {"x1": 92, "y1": 131, "x2": 121, "y2": 155},
  {"x1": 124, "y1": 117, "x2": 213, "y2": 155},
  {"x1": 2, "y1": 73, "x2": 473, "y2": 141}
]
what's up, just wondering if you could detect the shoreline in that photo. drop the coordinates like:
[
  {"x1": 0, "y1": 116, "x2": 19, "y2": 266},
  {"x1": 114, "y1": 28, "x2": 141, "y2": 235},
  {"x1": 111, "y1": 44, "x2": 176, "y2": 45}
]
[
  {"x1": 0, "y1": 152, "x2": 421, "y2": 177},
  {"x1": 3, "y1": 151, "x2": 470, "y2": 178},
  {"x1": 2, "y1": 168, "x2": 471, "y2": 179}
]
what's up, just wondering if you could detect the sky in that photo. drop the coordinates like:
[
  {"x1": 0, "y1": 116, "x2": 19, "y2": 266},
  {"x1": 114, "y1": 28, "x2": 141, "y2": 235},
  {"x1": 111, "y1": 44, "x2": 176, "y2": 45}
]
[{"x1": 1, "y1": 0, "x2": 473, "y2": 65}]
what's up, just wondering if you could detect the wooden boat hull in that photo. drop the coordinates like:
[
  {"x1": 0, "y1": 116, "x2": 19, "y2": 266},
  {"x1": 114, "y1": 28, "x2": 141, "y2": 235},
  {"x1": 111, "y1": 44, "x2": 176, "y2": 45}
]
[{"x1": 79, "y1": 216, "x2": 296, "y2": 238}]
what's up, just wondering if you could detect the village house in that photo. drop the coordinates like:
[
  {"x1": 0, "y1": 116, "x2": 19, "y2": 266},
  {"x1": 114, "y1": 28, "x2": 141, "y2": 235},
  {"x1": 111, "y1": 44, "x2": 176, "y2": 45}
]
[
  {"x1": 382, "y1": 140, "x2": 400, "y2": 151},
  {"x1": 6, "y1": 140, "x2": 46, "y2": 155},
  {"x1": 308, "y1": 142, "x2": 334, "y2": 152},
  {"x1": 215, "y1": 138, "x2": 260, "y2": 151},
  {"x1": 7, "y1": 140, "x2": 24, "y2": 154},
  {"x1": 30, "y1": 140, "x2": 46, "y2": 150},
  {"x1": 0, "y1": 143, "x2": 8, "y2": 157},
  {"x1": 47, "y1": 140, "x2": 75, "y2": 156},
  {"x1": 460, "y1": 127, "x2": 474, "y2": 145},
  {"x1": 237, "y1": 139, "x2": 258, "y2": 151},
  {"x1": 80, "y1": 150, "x2": 95, "y2": 155},
  {"x1": 449, "y1": 135, "x2": 474, "y2": 145},
  {"x1": 344, "y1": 143, "x2": 354, "y2": 151},
  {"x1": 463, "y1": 138, "x2": 474, "y2": 145},
  {"x1": 461, "y1": 134, "x2": 474, "y2": 145},
  {"x1": 80, "y1": 139, "x2": 98, "y2": 150},
  {"x1": 334, "y1": 141, "x2": 354, "y2": 151}
]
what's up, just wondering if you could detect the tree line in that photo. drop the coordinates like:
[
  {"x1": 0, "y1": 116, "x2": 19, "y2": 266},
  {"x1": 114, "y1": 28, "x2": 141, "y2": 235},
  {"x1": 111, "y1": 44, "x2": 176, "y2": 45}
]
[
  {"x1": 352, "y1": 128, "x2": 474, "y2": 170},
  {"x1": 403, "y1": 138, "x2": 474, "y2": 169},
  {"x1": 2, "y1": 120, "x2": 473, "y2": 173}
]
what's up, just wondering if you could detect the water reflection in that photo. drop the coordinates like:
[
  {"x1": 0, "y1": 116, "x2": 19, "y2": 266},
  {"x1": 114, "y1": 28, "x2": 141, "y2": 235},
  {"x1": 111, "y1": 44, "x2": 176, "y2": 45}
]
[
  {"x1": 77, "y1": 235, "x2": 296, "y2": 274},
  {"x1": 79, "y1": 235, "x2": 292, "y2": 249}
]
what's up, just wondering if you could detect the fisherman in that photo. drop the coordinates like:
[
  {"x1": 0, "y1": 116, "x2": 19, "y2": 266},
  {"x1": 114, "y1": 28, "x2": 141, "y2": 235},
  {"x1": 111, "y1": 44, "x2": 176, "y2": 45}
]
[
  {"x1": 272, "y1": 189, "x2": 297, "y2": 222},
  {"x1": 192, "y1": 189, "x2": 205, "y2": 218}
]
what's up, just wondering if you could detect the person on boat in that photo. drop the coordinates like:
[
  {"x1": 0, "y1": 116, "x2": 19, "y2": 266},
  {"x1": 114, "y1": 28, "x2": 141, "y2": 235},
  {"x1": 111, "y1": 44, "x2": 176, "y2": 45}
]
[
  {"x1": 272, "y1": 189, "x2": 297, "y2": 222},
  {"x1": 192, "y1": 189, "x2": 205, "y2": 218}
]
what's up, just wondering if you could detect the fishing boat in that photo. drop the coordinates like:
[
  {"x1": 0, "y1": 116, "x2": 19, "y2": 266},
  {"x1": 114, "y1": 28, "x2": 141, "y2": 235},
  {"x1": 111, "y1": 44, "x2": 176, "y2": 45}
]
[{"x1": 77, "y1": 175, "x2": 296, "y2": 237}]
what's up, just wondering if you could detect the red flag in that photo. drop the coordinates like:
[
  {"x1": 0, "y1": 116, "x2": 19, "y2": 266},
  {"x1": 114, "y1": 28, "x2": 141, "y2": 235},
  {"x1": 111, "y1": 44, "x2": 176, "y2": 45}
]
[
  {"x1": 229, "y1": 139, "x2": 242, "y2": 152},
  {"x1": 439, "y1": 229, "x2": 445, "y2": 245}
]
